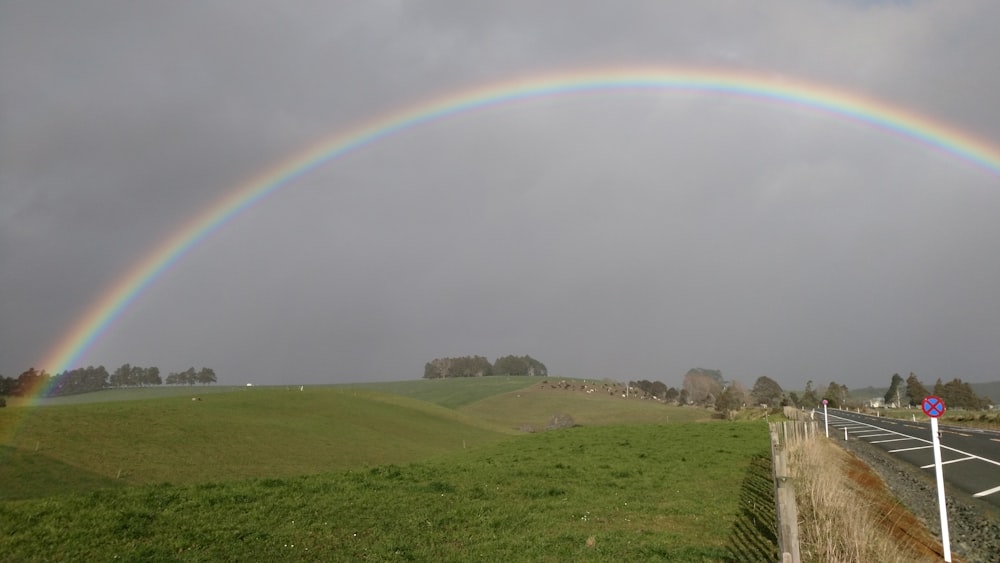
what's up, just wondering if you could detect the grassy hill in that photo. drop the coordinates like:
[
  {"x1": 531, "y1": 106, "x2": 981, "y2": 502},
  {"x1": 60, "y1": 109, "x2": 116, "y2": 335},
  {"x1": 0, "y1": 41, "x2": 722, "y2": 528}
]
[
  {"x1": 1, "y1": 386, "x2": 515, "y2": 499},
  {"x1": 342, "y1": 375, "x2": 542, "y2": 408},
  {"x1": 1, "y1": 378, "x2": 717, "y2": 499},
  {"x1": 0, "y1": 377, "x2": 777, "y2": 560},
  {"x1": 1, "y1": 421, "x2": 771, "y2": 561}
]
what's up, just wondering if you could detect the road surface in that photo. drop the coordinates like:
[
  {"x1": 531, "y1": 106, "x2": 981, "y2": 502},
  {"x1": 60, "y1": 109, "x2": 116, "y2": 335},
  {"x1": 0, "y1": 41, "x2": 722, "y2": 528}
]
[{"x1": 822, "y1": 408, "x2": 1000, "y2": 510}]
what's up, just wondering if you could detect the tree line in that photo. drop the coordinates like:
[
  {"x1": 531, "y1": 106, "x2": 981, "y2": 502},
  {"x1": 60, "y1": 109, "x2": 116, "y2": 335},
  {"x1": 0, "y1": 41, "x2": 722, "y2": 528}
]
[
  {"x1": 423, "y1": 355, "x2": 548, "y2": 379},
  {"x1": 0, "y1": 364, "x2": 218, "y2": 400},
  {"x1": 883, "y1": 372, "x2": 990, "y2": 409}
]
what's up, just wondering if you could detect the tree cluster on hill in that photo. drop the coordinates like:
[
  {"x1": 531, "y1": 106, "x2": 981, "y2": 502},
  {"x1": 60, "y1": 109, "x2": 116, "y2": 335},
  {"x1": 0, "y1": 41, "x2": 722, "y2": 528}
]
[
  {"x1": 714, "y1": 376, "x2": 788, "y2": 417},
  {"x1": 0, "y1": 368, "x2": 47, "y2": 398},
  {"x1": 493, "y1": 355, "x2": 548, "y2": 376},
  {"x1": 423, "y1": 355, "x2": 547, "y2": 379},
  {"x1": 790, "y1": 379, "x2": 820, "y2": 409},
  {"x1": 628, "y1": 379, "x2": 677, "y2": 401},
  {"x1": 822, "y1": 381, "x2": 850, "y2": 408},
  {"x1": 682, "y1": 368, "x2": 725, "y2": 406},
  {"x1": 750, "y1": 376, "x2": 784, "y2": 408},
  {"x1": 109, "y1": 364, "x2": 162, "y2": 387},
  {"x1": 715, "y1": 381, "x2": 748, "y2": 416},
  {"x1": 165, "y1": 367, "x2": 217, "y2": 385},
  {"x1": 931, "y1": 376, "x2": 991, "y2": 409},
  {"x1": 49, "y1": 366, "x2": 111, "y2": 396},
  {"x1": 873, "y1": 372, "x2": 992, "y2": 409},
  {"x1": 0, "y1": 364, "x2": 219, "y2": 399}
]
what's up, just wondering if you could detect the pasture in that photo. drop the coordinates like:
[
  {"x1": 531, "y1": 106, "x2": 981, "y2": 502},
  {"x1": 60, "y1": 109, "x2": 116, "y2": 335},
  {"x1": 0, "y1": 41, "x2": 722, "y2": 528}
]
[{"x1": 0, "y1": 378, "x2": 775, "y2": 560}]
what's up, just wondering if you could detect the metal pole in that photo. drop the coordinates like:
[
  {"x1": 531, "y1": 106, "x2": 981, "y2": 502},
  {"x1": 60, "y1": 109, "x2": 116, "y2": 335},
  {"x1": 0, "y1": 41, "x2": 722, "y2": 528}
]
[
  {"x1": 931, "y1": 417, "x2": 952, "y2": 562},
  {"x1": 823, "y1": 403, "x2": 829, "y2": 438}
]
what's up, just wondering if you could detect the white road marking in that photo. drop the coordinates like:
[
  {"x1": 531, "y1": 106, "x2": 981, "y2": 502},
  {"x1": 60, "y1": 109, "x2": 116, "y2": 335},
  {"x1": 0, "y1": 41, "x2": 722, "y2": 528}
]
[
  {"x1": 890, "y1": 445, "x2": 934, "y2": 453},
  {"x1": 824, "y1": 410, "x2": 1000, "y2": 469},
  {"x1": 920, "y1": 456, "x2": 976, "y2": 469},
  {"x1": 974, "y1": 485, "x2": 1000, "y2": 498}
]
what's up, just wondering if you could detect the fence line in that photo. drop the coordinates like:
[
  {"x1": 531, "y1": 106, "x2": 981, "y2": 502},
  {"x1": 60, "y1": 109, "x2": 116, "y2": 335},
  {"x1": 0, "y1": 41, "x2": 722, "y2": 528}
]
[{"x1": 769, "y1": 419, "x2": 819, "y2": 563}]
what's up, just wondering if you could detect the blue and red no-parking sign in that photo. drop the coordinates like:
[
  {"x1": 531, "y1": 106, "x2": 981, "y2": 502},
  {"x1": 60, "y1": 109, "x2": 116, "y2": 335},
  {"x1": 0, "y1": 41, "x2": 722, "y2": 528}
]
[{"x1": 922, "y1": 395, "x2": 946, "y2": 418}]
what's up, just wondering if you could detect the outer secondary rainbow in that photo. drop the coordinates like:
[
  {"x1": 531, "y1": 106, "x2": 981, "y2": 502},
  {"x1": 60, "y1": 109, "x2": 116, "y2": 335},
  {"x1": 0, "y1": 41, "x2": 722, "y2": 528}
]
[{"x1": 30, "y1": 65, "x2": 1000, "y2": 399}]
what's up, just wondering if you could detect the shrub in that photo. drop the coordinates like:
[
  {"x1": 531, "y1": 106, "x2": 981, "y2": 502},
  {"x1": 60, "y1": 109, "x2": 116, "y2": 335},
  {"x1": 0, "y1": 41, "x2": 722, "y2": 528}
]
[{"x1": 546, "y1": 413, "x2": 576, "y2": 430}]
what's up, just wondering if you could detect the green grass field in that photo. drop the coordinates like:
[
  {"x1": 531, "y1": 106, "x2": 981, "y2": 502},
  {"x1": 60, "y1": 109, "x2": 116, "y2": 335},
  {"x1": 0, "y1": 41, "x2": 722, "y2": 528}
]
[{"x1": 0, "y1": 378, "x2": 775, "y2": 561}]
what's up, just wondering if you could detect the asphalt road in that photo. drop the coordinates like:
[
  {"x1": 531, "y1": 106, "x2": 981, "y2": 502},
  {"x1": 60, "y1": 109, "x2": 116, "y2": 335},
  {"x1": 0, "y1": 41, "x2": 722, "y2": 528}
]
[{"x1": 821, "y1": 408, "x2": 1000, "y2": 510}]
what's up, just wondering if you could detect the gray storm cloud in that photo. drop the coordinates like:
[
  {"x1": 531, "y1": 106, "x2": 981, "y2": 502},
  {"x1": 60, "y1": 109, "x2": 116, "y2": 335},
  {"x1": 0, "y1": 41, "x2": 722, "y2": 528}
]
[{"x1": 2, "y1": 1, "x2": 999, "y2": 389}]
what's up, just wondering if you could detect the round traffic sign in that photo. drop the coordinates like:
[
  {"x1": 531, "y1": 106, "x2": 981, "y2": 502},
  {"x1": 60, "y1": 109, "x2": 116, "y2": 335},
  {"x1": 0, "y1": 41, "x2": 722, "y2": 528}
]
[
  {"x1": 822, "y1": 399, "x2": 828, "y2": 405},
  {"x1": 922, "y1": 395, "x2": 946, "y2": 418}
]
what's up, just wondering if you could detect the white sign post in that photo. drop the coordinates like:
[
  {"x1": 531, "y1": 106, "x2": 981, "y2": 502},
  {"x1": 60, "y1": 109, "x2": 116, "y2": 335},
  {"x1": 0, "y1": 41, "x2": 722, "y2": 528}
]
[
  {"x1": 822, "y1": 399, "x2": 829, "y2": 438},
  {"x1": 923, "y1": 395, "x2": 951, "y2": 562}
]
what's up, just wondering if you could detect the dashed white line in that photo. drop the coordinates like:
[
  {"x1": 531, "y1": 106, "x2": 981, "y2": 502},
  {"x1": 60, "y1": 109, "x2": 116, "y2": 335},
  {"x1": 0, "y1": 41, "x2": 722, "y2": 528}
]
[
  {"x1": 920, "y1": 456, "x2": 977, "y2": 469},
  {"x1": 825, "y1": 410, "x2": 1000, "y2": 469},
  {"x1": 889, "y1": 445, "x2": 934, "y2": 453},
  {"x1": 871, "y1": 437, "x2": 916, "y2": 444},
  {"x1": 974, "y1": 485, "x2": 1000, "y2": 498}
]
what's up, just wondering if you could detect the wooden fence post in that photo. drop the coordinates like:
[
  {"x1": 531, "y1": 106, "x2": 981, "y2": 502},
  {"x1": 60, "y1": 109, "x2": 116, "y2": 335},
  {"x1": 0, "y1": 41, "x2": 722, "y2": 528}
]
[{"x1": 770, "y1": 422, "x2": 802, "y2": 563}]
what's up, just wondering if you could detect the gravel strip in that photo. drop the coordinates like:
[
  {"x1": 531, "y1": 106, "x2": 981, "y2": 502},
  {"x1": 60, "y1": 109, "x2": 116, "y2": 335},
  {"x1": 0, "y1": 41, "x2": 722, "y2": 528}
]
[{"x1": 836, "y1": 436, "x2": 1000, "y2": 563}]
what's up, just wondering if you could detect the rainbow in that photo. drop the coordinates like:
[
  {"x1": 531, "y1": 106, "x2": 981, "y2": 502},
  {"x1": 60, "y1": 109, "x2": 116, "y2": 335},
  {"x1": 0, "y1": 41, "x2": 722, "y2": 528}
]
[{"x1": 32, "y1": 65, "x2": 1000, "y2": 396}]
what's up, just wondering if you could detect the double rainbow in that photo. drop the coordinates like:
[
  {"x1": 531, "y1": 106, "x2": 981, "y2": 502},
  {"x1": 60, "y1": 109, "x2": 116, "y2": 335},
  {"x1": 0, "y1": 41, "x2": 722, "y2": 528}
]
[{"x1": 30, "y1": 66, "x2": 1000, "y2": 400}]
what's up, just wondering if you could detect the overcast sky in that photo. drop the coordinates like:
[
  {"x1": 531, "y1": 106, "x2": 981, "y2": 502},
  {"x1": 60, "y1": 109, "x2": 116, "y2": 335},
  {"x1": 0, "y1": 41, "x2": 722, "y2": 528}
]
[{"x1": 3, "y1": 1, "x2": 999, "y2": 390}]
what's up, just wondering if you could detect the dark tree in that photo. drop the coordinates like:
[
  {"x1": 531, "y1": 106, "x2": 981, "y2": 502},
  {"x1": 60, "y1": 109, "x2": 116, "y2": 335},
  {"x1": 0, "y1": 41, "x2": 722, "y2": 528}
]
[
  {"x1": 0, "y1": 374, "x2": 15, "y2": 396},
  {"x1": 884, "y1": 373, "x2": 905, "y2": 407},
  {"x1": 144, "y1": 366, "x2": 162, "y2": 386},
  {"x1": 905, "y1": 373, "x2": 930, "y2": 406},
  {"x1": 14, "y1": 368, "x2": 49, "y2": 397},
  {"x1": 196, "y1": 367, "x2": 217, "y2": 385},
  {"x1": 166, "y1": 367, "x2": 199, "y2": 385},
  {"x1": 933, "y1": 378, "x2": 946, "y2": 399},
  {"x1": 664, "y1": 386, "x2": 680, "y2": 403},
  {"x1": 650, "y1": 381, "x2": 668, "y2": 400},
  {"x1": 822, "y1": 381, "x2": 850, "y2": 408},
  {"x1": 45, "y1": 365, "x2": 110, "y2": 396},
  {"x1": 493, "y1": 355, "x2": 548, "y2": 376},
  {"x1": 110, "y1": 364, "x2": 131, "y2": 387},
  {"x1": 716, "y1": 381, "x2": 748, "y2": 416},
  {"x1": 800, "y1": 380, "x2": 820, "y2": 409},
  {"x1": 683, "y1": 369, "x2": 723, "y2": 405},
  {"x1": 750, "y1": 376, "x2": 783, "y2": 408},
  {"x1": 939, "y1": 378, "x2": 986, "y2": 409}
]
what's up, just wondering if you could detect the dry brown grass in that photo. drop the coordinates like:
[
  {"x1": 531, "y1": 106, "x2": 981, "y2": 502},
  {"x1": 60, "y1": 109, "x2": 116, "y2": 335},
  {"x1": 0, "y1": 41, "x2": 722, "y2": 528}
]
[{"x1": 788, "y1": 437, "x2": 945, "y2": 562}]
